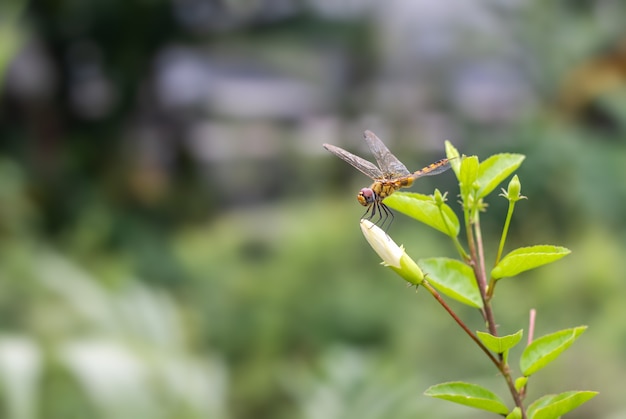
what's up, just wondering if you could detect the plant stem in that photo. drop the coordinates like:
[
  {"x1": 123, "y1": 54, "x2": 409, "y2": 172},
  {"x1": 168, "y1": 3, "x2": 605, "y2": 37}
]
[
  {"x1": 473, "y1": 215, "x2": 489, "y2": 294},
  {"x1": 422, "y1": 279, "x2": 527, "y2": 418},
  {"x1": 473, "y1": 216, "x2": 498, "y2": 337},
  {"x1": 519, "y1": 309, "x2": 537, "y2": 403},
  {"x1": 487, "y1": 201, "x2": 516, "y2": 300},
  {"x1": 452, "y1": 235, "x2": 470, "y2": 263},
  {"x1": 503, "y1": 365, "x2": 527, "y2": 419},
  {"x1": 496, "y1": 201, "x2": 515, "y2": 266},
  {"x1": 464, "y1": 206, "x2": 489, "y2": 322},
  {"x1": 421, "y1": 280, "x2": 499, "y2": 368},
  {"x1": 462, "y1": 203, "x2": 527, "y2": 417},
  {"x1": 528, "y1": 308, "x2": 536, "y2": 345}
]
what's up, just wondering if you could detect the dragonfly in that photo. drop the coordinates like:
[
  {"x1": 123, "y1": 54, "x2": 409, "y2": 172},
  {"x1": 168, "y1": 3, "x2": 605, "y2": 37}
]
[{"x1": 323, "y1": 130, "x2": 451, "y2": 228}]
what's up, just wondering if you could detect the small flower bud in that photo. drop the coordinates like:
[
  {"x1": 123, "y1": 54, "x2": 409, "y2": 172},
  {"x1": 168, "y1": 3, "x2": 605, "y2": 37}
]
[
  {"x1": 500, "y1": 174, "x2": 526, "y2": 202},
  {"x1": 360, "y1": 220, "x2": 424, "y2": 286},
  {"x1": 433, "y1": 189, "x2": 447, "y2": 207}
]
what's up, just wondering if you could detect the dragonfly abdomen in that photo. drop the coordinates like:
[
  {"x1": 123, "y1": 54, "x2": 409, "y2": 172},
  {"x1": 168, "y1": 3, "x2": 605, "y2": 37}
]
[{"x1": 410, "y1": 158, "x2": 451, "y2": 179}]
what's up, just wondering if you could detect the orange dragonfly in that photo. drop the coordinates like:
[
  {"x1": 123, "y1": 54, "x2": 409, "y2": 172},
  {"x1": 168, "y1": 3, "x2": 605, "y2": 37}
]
[{"x1": 324, "y1": 130, "x2": 451, "y2": 227}]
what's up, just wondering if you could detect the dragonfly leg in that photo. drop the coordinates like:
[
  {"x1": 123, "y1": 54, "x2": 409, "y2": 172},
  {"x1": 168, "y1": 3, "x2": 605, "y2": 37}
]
[
  {"x1": 361, "y1": 205, "x2": 374, "y2": 224},
  {"x1": 372, "y1": 203, "x2": 383, "y2": 226},
  {"x1": 362, "y1": 202, "x2": 382, "y2": 226},
  {"x1": 361, "y1": 202, "x2": 394, "y2": 231},
  {"x1": 379, "y1": 203, "x2": 394, "y2": 232}
]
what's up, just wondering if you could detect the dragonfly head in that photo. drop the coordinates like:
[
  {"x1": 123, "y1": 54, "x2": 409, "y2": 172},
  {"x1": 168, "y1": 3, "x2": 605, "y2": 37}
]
[{"x1": 358, "y1": 188, "x2": 377, "y2": 206}]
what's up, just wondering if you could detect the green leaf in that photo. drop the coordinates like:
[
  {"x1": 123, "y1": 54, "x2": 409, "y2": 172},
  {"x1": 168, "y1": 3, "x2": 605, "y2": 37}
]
[
  {"x1": 491, "y1": 245, "x2": 571, "y2": 280},
  {"x1": 476, "y1": 153, "x2": 525, "y2": 198},
  {"x1": 384, "y1": 192, "x2": 460, "y2": 237},
  {"x1": 477, "y1": 330, "x2": 523, "y2": 354},
  {"x1": 520, "y1": 326, "x2": 587, "y2": 376},
  {"x1": 419, "y1": 258, "x2": 482, "y2": 308},
  {"x1": 506, "y1": 407, "x2": 522, "y2": 419},
  {"x1": 445, "y1": 141, "x2": 461, "y2": 177},
  {"x1": 527, "y1": 391, "x2": 598, "y2": 419},
  {"x1": 424, "y1": 381, "x2": 509, "y2": 414},
  {"x1": 459, "y1": 156, "x2": 479, "y2": 197}
]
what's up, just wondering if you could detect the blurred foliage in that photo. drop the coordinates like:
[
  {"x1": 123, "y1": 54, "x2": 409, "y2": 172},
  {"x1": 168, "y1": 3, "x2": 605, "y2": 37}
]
[{"x1": 1, "y1": 0, "x2": 626, "y2": 418}]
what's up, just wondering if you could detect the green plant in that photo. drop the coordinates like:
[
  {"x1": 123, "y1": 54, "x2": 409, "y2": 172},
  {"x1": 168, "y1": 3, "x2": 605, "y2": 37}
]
[{"x1": 358, "y1": 142, "x2": 597, "y2": 418}]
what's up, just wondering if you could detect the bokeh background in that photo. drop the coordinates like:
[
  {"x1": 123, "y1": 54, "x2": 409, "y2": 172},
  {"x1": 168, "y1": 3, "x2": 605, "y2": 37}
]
[{"x1": 1, "y1": 0, "x2": 626, "y2": 418}]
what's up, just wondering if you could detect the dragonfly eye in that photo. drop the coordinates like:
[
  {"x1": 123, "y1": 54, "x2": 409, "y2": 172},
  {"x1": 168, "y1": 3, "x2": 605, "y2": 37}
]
[{"x1": 358, "y1": 188, "x2": 376, "y2": 206}]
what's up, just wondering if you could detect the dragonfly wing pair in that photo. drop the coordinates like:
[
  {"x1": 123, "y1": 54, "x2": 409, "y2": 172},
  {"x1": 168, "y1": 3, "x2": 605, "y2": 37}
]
[
  {"x1": 323, "y1": 130, "x2": 411, "y2": 180},
  {"x1": 362, "y1": 130, "x2": 411, "y2": 179}
]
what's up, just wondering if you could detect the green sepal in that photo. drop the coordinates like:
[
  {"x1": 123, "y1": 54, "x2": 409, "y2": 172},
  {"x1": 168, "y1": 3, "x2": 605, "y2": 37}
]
[{"x1": 389, "y1": 251, "x2": 424, "y2": 287}]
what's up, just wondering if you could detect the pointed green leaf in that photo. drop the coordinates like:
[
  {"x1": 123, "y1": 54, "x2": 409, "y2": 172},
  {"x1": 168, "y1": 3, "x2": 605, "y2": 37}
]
[
  {"x1": 520, "y1": 326, "x2": 587, "y2": 376},
  {"x1": 445, "y1": 141, "x2": 461, "y2": 177},
  {"x1": 491, "y1": 245, "x2": 571, "y2": 280},
  {"x1": 527, "y1": 391, "x2": 598, "y2": 419},
  {"x1": 424, "y1": 381, "x2": 509, "y2": 414},
  {"x1": 476, "y1": 153, "x2": 525, "y2": 198},
  {"x1": 384, "y1": 192, "x2": 460, "y2": 237},
  {"x1": 459, "y1": 156, "x2": 479, "y2": 197},
  {"x1": 506, "y1": 407, "x2": 522, "y2": 419},
  {"x1": 477, "y1": 330, "x2": 523, "y2": 354},
  {"x1": 419, "y1": 258, "x2": 482, "y2": 308}
]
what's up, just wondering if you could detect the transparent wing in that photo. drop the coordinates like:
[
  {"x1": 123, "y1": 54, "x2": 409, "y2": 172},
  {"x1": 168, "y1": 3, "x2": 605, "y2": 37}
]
[
  {"x1": 363, "y1": 130, "x2": 410, "y2": 179},
  {"x1": 410, "y1": 158, "x2": 451, "y2": 179},
  {"x1": 323, "y1": 143, "x2": 383, "y2": 180}
]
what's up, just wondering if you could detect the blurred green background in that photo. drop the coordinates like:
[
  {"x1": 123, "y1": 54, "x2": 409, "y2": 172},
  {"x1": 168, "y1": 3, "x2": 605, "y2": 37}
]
[{"x1": 1, "y1": 0, "x2": 626, "y2": 418}]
